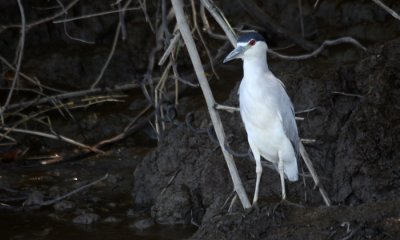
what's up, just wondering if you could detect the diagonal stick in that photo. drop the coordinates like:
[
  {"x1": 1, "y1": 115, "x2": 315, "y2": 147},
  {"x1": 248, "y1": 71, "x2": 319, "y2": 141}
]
[
  {"x1": 171, "y1": 0, "x2": 251, "y2": 209},
  {"x1": 299, "y1": 142, "x2": 331, "y2": 206}
]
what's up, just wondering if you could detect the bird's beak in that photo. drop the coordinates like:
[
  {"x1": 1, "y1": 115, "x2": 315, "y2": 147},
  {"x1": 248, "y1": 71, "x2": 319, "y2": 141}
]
[{"x1": 223, "y1": 46, "x2": 246, "y2": 63}]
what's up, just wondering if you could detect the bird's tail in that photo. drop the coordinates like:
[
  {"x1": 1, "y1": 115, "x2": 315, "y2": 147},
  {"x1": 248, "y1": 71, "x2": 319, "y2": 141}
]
[{"x1": 284, "y1": 159, "x2": 298, "y2": 182}]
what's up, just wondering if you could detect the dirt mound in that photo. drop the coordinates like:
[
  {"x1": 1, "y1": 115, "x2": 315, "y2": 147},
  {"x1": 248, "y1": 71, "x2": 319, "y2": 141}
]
[{"x1": 132, "y1": 39, "x2": 400, "y2": 238}]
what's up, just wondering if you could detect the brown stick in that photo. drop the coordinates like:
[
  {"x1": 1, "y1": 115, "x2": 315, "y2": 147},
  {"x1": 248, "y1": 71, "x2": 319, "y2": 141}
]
[
  {"x1": 171, "y1": 0, "x2": 251, "y2": 209},
  {"x1": 299, "y1": 142, "x2": 331, "y2": 206}
]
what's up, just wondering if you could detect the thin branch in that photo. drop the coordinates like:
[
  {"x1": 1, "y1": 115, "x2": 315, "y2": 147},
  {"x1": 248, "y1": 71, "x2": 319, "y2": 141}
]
[
  {"x1": 199, "y1": 0, "x2": 237, "y2": 46},
  {"x1": 191, "y1": 0, "x2": 220, "y2": 80},
  {"x1": 0, "y1": 0, "x2": 80, "y2": 33},
  {"x1": 0, "y1": 0, "x2": 26, "y2": 121},
  {"x1": 314, "y1": 0, "x2": 321, "y2": 8},
  {"x1": 53, "y1": 7, "x2": 140, "y2": 24},
  {"x1": 1, "y1": 127, "x2": 102, "y2": 153},
  {"x1": 55, "y1": 0, "x2": 95, "y2": 44},
  {"x1": 172, "y1": 0, "x2": 251, "y2": 209},
  {"x1": 158, "y1": 32, "x2": 181, "y2": 66},
  {"x1": 138, "y1": 0, "x2": 155, "y2": 32},
  {"x1": 199, "y1": 4, "x2": 228, "y2": 41},
  {"x1": 268, "y1": 37, "x2": 367, "y2": 61},
  {"x1": 40, "y1": 174, "x2": 109, "y2": 206},
  {"x1": 296, "y1": 107, "x2": 319, "y2": 114},
  {"x1": 332, "y1": 91, "x2": 362, "y2": 98},
  {"x1": 299, "y1": 142, "x2": 331, "y2": 206},
  {"x1": 40, "y1": 109, "x2": 154, "y2": 165},
  {"x1": 0, "y1": 55, "x2": 65, "y2": 93},
  {"x1": 372, "y1": 0, "x2": 400, "y2": 21},
  {"x1": 90, "y1": 23, "x2": 121, "y2": 89},
  {"x1": 3, "y1": 83, "x2": 138, "y2": 112},
  {"x1": 118, "y1": 2, "x2": 128, "y2": 40},
  {"x1": 214, "y1": 104, "x2": 239, "y2": 113},
  {"x1": 90, "y1": 0, "x2": 133, "y2": 89}
]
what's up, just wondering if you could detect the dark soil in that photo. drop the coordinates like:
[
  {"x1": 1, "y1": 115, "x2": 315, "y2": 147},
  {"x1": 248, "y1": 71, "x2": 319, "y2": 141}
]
[{"x1": 133, "y1": 39, "x2": 400, "y2": 239}]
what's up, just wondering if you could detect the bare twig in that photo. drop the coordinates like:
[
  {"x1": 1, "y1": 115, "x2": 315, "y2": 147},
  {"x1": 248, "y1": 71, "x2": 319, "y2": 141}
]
[
  {"x1": 314, "y1": 0, "x2": 321, "y2": 8},
  {"x1": 3, "y1": 83, "x2": 138, "y2": 112},
  {"x1": 299, "y1": 142, "x2": 331, "y2": 206},
  {"x1": 296, "y1": 107, "x2": 319, "y2": 114},
  {"x1": 332, "y1": 91, "x2": 362, "y2": 98},
  {"x1": 199, "y1": 0, "x2": 237, "y2": 46},
  {"x1": 199, "y1": 4, "x2": 228, "y2": 41},
  {"x1": 90, "y1": 23, "x2": 121, "y2": 88},
  {"x1": 52, "y1": 7, "x2": 140, "y2": 24},
  {"x1": 214, "y1": 104, "x2": 239, "y2": 113},
  {"x1": 0, "y1": 0, "x2": 26, "y2": 122},
  {"x1": 268, "y1": 37, "x2": 367, "y2": 61},
  {"x1": 372, "y1": 0, "x2": 400, "y2": 21},
  {"x1": 0, "y1": 55, "x2": 65, "y2": 93},
  {"x1": 1, "y1": 127, "x2": 102, "y2": 153},
  {"x1": 154, "y1": 61, "x2": 172, "y2": 136},
  {"x1": 40, "y1": 109, "x2": 154, "y2": 165},
  {"x1": 55, "y1": 0, "x2": 95, "y2": 44},
  {"x1": 40, "y1": 174, "x2": 109, "y2": 206},
  {"x1": 138, "y1": 0, "x2": 155, "y2": 32},
  {"x1": 158, "y1": 32, "x2": 181, "y2": 66},
  {"x1": 0, "y1": 0, "x2": 80, "y2": 33},
  {"x1": 172, "y1": 0, "x2": 251, "y2": 209},
  {"x1": 191, "y1": 0, "x2": 220, "y2": 80},
  {"x1": 90, "y1": 0, "x2": 133, "y2": 89},
  {"x1": 118, "y1": 2, "x2": 128, "y2": 40}
]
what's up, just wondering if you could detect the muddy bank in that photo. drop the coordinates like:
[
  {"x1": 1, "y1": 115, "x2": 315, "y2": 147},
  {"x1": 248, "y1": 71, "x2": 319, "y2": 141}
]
[{"x1": 133, "y1": 38, "x2": 400, "y2": 238}]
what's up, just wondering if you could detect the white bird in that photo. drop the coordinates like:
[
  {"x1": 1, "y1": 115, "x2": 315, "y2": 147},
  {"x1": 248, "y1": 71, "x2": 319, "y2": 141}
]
[{"x1": 224, "y1": 31, "x2": 299, "y2": 205}]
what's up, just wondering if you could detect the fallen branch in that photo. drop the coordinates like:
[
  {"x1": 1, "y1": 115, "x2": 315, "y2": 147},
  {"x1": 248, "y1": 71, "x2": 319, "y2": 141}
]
[{"x1": 172, "y1": 0, "x2": 251, "y2": 209}]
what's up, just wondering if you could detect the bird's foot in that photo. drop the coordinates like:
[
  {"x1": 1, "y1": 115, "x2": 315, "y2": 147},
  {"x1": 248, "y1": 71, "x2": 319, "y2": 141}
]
[
  {"x1": 244, "y1": 201, "x2": 260, "y2": 215},
  {"x1": 271, "y1": 199, "x2": 304, "y2": 221},
  {"x1": 273, "y1": 199, "x2": 304, "y2": 212}
]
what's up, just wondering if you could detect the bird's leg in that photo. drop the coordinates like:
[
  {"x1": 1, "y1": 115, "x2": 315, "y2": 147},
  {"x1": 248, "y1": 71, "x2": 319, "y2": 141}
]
[
  {"x1": 253, "y1": 155, "x2": 262, "y2": 206},
  {"x1": 278, "y1": 154, "x2": 286, "y2": 200},
  {"x1": 248, "y1": 142, "x2": 263, "y2": 207}
]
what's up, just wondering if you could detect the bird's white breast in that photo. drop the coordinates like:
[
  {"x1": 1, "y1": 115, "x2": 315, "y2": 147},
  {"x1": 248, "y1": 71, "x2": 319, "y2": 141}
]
[{"x1": 239, "y1": 72, "x2": 289, "y2": 163}]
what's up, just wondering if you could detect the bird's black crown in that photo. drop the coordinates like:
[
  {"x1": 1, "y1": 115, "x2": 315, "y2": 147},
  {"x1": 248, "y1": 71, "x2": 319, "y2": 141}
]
[{"x1": 237, "y1": 31, "x2": 265, "y2": 43}]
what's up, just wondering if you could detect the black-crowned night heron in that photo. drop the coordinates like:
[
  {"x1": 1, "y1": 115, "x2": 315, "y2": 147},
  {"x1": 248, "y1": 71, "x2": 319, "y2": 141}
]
[{"x1": 224, "y1": 31, "x2": 299, "y2": 206}]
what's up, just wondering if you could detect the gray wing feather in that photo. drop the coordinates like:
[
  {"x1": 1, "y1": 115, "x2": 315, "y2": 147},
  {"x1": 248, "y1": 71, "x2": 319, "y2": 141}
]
[{"x1": 276, "y1": 82, "x2": 300, "y2": 156}]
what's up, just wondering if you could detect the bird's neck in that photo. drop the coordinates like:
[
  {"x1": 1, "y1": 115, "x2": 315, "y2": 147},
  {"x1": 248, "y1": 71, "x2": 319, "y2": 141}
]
[{"x1": 242, "y1": 55, "x2": 270, "y2": 80}]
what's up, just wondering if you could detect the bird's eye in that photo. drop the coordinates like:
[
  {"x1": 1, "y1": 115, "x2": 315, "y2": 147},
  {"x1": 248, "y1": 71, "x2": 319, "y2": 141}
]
[{"x1": 249, "y1": 39, "x2": 256, "y2": 46}]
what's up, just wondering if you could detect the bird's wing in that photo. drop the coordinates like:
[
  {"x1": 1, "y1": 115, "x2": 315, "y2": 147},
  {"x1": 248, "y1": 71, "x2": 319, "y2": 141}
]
[{"x1": 275, "y1": 81, "x2": 300, "y2": 156}]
